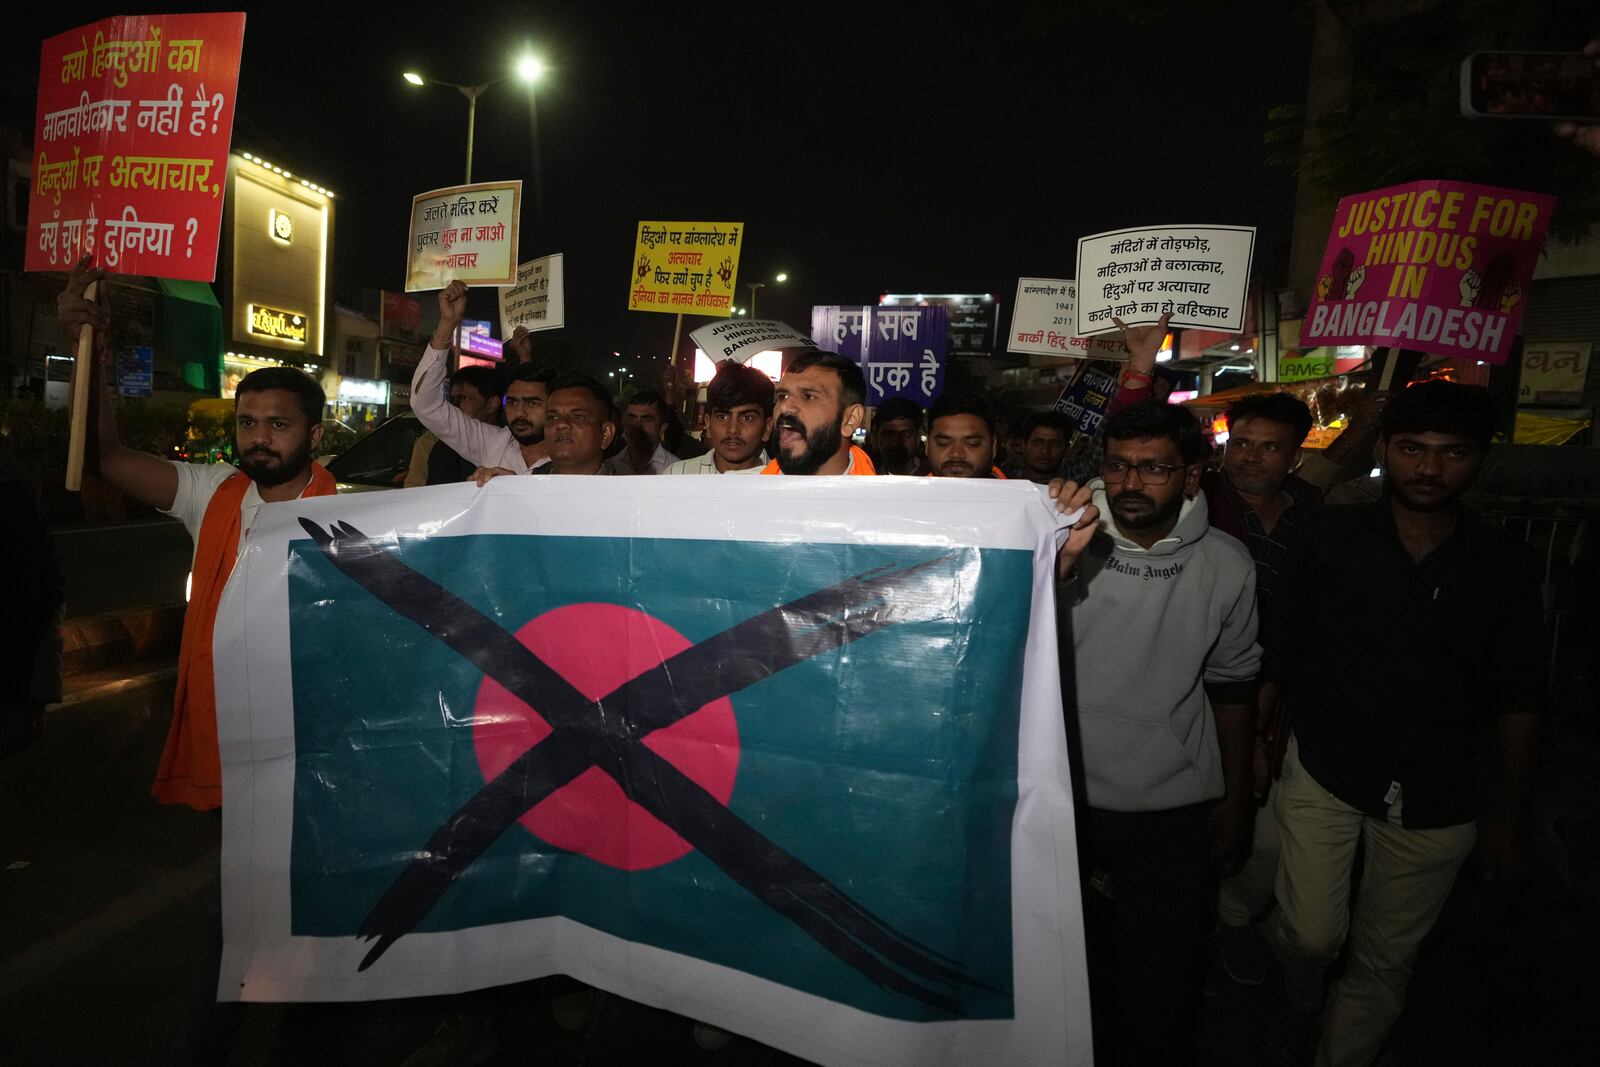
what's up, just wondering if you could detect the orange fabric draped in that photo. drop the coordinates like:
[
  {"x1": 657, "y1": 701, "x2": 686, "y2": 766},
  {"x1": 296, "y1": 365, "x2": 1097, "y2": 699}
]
[{"x1": 153, "y1": 465, "x2": 336, "y2": 809}]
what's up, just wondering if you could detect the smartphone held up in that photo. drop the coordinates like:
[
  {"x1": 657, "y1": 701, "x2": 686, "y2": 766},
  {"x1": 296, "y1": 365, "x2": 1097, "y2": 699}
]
[{"x1": 1460, "y1": 51, "x2": 1600, "y2": 122}]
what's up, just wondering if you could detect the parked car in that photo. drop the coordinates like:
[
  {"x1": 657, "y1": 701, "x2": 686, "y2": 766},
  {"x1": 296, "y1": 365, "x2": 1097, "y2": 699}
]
[{"x1": 324, "y1": 412, "x2": 426, "y2": 492}]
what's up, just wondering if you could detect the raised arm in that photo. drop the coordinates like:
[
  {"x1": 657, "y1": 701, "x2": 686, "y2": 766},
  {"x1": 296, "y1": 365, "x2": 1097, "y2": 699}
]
[
  {"x1": 1103, "y1": 311, "x2": 1171, "y2": 418},
  {"x1": 409, "y1": 281, "x2": 506, "y2": 468},
  {"x1": 57, "y1": 257, "x2": 179, "y2": 510}
]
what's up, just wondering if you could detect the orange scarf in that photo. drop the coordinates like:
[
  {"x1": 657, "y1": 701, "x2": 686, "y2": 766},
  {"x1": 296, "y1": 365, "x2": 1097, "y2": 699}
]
[
  {"x1": 154, "y1": 465, "x2": 336, "y2": 809},
  {"x1": 760, "y1": 445, "x2": 877, "y2": 476}
]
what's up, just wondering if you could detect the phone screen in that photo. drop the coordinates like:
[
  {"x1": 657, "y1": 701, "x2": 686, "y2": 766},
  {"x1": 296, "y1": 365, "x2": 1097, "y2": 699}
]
[{"x1": 1467, "y1": 52, "x2": 1600, "y2": 120}]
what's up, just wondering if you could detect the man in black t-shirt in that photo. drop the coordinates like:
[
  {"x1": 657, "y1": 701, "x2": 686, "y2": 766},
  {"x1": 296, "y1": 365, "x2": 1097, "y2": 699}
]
[{"x1": 1261, "y1": 381, "x2": 1541, "y2": 1065}]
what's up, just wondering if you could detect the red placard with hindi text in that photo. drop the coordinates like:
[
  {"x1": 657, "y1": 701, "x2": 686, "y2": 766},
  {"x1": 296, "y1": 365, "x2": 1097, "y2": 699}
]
[{"x1": 25, "y1": 12, "x2": 246, "y2": 281}]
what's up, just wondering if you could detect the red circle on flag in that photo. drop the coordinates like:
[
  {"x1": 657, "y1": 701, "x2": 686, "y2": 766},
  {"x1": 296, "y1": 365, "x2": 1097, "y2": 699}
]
[{"x1": 470, "y1": 603, "x2": 740, "y2": 871}]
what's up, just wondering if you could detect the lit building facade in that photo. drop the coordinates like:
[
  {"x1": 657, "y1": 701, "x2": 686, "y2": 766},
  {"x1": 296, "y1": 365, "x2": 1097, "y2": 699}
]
[{"x1": 218, "y1": 151, "x2": 334, "y2": 399}]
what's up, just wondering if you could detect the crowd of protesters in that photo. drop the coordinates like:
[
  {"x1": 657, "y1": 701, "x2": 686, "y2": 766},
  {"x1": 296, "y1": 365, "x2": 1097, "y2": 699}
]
[{"x1": 55, "y1": 252, "x2": 1545, "y2": 1067}]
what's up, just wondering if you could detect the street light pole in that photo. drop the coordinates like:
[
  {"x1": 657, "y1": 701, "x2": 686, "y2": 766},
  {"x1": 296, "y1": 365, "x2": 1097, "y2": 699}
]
[
  {"x1": 744, "y1": 273, "x2": 788, "y2": 320},
  {"x1": 461, "y1": 85, "x2": 483, "y2": 183},
  {"x1": 403, "y1": 57, "x2": 545, "y2": 185}
]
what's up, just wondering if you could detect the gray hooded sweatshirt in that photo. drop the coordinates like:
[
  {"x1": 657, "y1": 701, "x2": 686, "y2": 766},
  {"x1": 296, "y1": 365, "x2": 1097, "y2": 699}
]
[{"x1": 1066, "y1": 483, "x2": 1260, "y2": 812}]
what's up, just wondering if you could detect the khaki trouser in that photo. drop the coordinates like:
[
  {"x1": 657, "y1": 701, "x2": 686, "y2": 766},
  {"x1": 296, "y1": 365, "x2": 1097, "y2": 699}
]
[{"x1": 1268, "y1": 736, "x2": 1476, "y2": 1067}]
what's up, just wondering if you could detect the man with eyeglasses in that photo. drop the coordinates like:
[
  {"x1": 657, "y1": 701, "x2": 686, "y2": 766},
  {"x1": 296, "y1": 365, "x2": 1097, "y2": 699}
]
[
  {"x1": 1058, "y1": 399, "x2": 1260, "y2": 1064},
  {"x1": 412, "y1": 281, "x2": 555, "y2": 475}
]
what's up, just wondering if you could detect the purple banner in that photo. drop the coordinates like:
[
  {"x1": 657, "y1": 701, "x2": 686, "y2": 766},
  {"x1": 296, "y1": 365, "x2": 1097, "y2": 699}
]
[
  {"x1": 810, "y1": 305, "x2": 949, "y2": 406},
  {"x1": 1051, "y1": 362, "x2": 1120, "y2": 437}
]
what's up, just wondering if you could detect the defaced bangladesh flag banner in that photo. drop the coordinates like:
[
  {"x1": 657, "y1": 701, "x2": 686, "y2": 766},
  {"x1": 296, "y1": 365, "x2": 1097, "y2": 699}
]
[{"x1": 214, "y1": 476, "x2": 1091, "y2": 1066}]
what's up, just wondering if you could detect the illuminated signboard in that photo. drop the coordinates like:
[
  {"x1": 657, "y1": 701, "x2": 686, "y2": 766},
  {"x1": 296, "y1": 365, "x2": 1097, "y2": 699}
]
[
  {"x1": 459, "y1": 330, "x2": 504, "y2": 361},
  {"x1": 249, "y1": 304, "x2": 309, "y2": 343},
  {"x1": 270, "y1": 208, "x2": 294, "y2": 244},
  {"x1": 338, "y1": 377, "x2": 390, "y2": 405}
]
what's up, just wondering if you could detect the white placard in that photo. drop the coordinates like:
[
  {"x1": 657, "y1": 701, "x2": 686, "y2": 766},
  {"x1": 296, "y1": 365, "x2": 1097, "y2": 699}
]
[
  {"x1": 689, "y1": 318, "x2": 816, "y2": 364},
  {"x1": 498, "y1": 253, "x2": 566, "y2": 335},
  {"x1": 404, "y1": 180, "x2": 522, "y2": 293},
  {"x1": 1074, "y1": 225, "x2": 1256, "y2": 336}
]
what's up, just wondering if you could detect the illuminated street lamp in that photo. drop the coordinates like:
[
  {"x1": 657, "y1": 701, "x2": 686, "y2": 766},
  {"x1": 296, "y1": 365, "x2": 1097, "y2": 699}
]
[
  {"x1": 402, "y1": 55, "x2": 545, "y2": 183},
  {"x1": 745, "y1": 271, "x2": 788, "y2": 318}
]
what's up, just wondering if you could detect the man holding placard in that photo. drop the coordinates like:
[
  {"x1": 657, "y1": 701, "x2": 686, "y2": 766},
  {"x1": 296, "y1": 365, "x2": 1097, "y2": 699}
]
[
  {"x1": 57, "y1": 256, "x2": 336, "y2": 1062},
  {"x1": 413, "y1": 282, "x2": 553, "y2": 475}
]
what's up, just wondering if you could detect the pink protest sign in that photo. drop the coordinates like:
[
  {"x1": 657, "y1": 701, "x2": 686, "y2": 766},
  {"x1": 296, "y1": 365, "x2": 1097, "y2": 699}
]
[
  {"x1": 1301, "y1": 180, "x2": 1555, "y2": 365},
  {"x1": 25, "y1": 13, "x2": 247, "y2": 281}
]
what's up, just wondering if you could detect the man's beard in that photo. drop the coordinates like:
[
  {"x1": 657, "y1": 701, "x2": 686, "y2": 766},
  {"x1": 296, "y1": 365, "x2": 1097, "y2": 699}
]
[
  {"x1": 769, "y1": 414, "x2": 843, "y2": 476},
  {"x1": 508, "y1": 418, "x2": 543, "y2": 446},
  {"x1": 237, "y1": 439, "x2": 313, "y2": 488},
  {"x1": 936, "y1": 458, "x2": 975, "y2": 478},
  {"x1": 1110, "y1": 488, "x2": 1183, "y2": 530},
  {"x1": 882, "y1": 444, "x2": 912, "y2": 473}
]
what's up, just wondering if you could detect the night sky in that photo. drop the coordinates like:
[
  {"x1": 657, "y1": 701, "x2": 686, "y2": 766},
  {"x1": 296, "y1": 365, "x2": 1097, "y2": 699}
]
[{"x1": 5, "y1": 1, "x2": 1310, "y2": 375}]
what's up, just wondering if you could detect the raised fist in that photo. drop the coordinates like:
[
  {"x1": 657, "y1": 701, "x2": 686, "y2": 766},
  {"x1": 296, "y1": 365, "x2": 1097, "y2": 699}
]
[{"x1": 1343, "y1": 265, "x2": 1366, "y2": 299}]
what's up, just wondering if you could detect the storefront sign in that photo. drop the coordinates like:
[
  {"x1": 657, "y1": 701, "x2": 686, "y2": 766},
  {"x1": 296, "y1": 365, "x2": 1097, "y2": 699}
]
[
  {"x1": 338, "y1": 377, "x2": 389, "y2": 405},
  {"x1": 500, "y1": 252, "x2": 566, "y2": 334},
  {"x1": 248, "y1": 303, "x2": 307, "y2": 343},
  {"x1": 24, "y1": 12, "x2": 247, "y2": 281},
  {"x1": 628, "y1": 220, "x2": 741, "y2": 316},
  {"x1": 459, "y1": 330, "x2": 503, "y2": 360},
  {"x1": 117, "y1": 344, "x2": 153, "y2": 397},
  {"x1": 1520, "y1": 341, "x2": 1591, "y2": 405},
  {"x1": 269, "y1": 207, "x2": 292, "y2": 243},
  {"x1": 405, "y1": 180, "x2": 521, "y2": 292},
  {"x1": 881, "y1": 294, "x2": 998, "y2": 357},
  {"x1": 1277, "y1": 351, "x2": 1336, "y2": 382},
  {"x1": 1075, "y1": 225, "x2": 1256, "y2": 336},
  {"x1": 1301, "y1": 180, "x2": 1555, "y2": 365}
]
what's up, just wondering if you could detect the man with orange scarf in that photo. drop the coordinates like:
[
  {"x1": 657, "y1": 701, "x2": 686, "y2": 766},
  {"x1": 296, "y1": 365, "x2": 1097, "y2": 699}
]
[
  {"x1": 760, "y1": 349, "x2": 877, "y2": 476},
  {"x1": 58, "y1": 257, "x2": 337, "y2": 1062},
  {"x1": 60, "y1": 257, "x2": 338, "y2": 810}
]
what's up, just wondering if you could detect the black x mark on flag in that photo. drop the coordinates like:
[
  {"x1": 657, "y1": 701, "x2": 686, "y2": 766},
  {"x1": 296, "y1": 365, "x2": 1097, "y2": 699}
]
[{"x1": 297, "y1": 519, "x2": 999, "y2": 1015}]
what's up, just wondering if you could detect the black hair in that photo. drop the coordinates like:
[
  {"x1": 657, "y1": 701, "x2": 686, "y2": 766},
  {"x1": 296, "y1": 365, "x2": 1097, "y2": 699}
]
[
  {"x1": 784, "y1": 349, "x2": 866, "y2": 408},
  {"x1": 872, "y1": 396, "x2": 924, "y2": 428},
  {"x1": 1022, "y1": 410, "x2": 1073, "y2": 440},
  {"x1": 507, "y1": 363, "x2": 557, "y2": 387},
  {"x1": 623, "y1": 389, "x2": 670, "y2": 419},
  {"x1": 928, "y1": 391, "x2": 996, "y2": 436},
  {"x1": 1103, "y1": 400, "x2": 1208, "y2": 464},
  {"x1": 1227, "y1": 392, "x2": 1313, "y2": 447},
  {"x1": 449, "y1": 364, "x2": 505, "y2": 399},
  {"x1": 546, "y1": 372, "x2": 615, "y2": 420},
  {"x1": 706, "y1": 360, "x2": 775, "y2": 416},
  {"x1": 235, "y1": 366, "x2": 324, "y2": 425},
  {"x1": 1380, "y1": 379, "x2": 1497, "y2": 450}
]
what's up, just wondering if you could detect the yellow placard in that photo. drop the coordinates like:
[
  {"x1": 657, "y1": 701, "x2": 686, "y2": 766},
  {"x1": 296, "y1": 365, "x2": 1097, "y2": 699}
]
[{"x1": 627, "y1": 220, "x2": 742, "y2": 316}]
